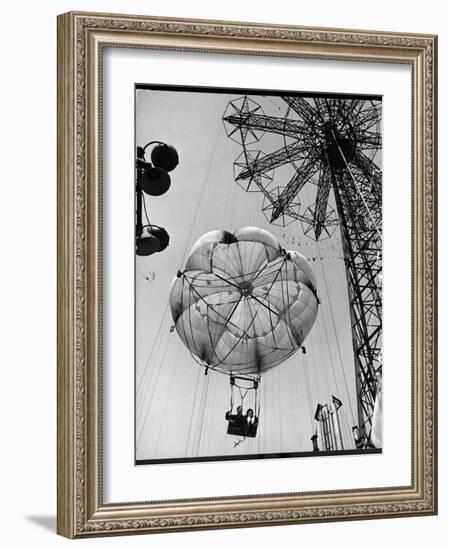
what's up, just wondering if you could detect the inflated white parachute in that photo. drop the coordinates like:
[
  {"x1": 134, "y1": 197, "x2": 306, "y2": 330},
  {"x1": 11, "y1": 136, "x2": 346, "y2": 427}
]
[{"x1": 169, "y1": 227, "x2": 318, "y2": 376}]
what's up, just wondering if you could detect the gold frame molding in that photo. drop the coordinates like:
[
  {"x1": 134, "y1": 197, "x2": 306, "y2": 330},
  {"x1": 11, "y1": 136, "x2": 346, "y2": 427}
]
[{"x1": 57, "y1": 11, "x2": 438, "y2": 538}]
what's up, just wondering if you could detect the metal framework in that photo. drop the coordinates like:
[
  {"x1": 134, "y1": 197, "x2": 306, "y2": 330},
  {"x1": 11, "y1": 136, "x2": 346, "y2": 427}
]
[{"x1": 223, "y1": 95, "x2": 383, "y2": 439}]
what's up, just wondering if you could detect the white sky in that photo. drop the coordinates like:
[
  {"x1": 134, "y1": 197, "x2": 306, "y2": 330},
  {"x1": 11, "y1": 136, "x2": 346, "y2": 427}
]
[{"x1": 135, "y1": 88, "x2": 362, "y2": 462}]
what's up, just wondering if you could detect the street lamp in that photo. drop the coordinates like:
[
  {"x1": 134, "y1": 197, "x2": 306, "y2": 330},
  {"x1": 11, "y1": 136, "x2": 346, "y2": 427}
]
[{"x1": 136, "y1": 141, "x2": 179, "y2": 256}]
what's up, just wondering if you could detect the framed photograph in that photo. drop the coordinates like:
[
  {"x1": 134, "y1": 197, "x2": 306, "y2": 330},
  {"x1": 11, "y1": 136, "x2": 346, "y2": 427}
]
[{"x1": 57, "y1": 11, "x2": 437, "y2": 538}]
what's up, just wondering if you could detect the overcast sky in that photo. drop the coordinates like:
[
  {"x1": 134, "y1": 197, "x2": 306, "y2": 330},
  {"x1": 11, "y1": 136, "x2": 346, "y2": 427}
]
[{"x1": 135, "y1": 88, "x2": 362, "y2": 462}]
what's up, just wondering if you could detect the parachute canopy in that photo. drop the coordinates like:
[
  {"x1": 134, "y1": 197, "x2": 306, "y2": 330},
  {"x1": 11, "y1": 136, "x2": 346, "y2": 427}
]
[{"x1": 169, "y1": 227, "x2": 318, "y2": 376}]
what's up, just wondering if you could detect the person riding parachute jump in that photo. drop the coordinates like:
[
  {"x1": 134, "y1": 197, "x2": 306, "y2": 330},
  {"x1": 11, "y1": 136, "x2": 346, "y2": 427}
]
[{"x1": 169, "y1": 226, "x2": 319, "y2": 438}]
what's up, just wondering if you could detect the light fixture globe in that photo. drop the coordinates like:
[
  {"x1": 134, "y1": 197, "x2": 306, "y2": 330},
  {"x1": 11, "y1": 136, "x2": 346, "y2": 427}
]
[
  {"x1": 136, "y1": 226, "x2": 170, "y2": 256},
  {"x1": 136, "y1": 232, "x2": 161, "y2": 256},
  {"x1": 140, "y1": 166, "x2": 171, "y2": 196},
  {"x1": 151, "y1": 144, "x2": 179, "y2": 172},
  {"x1": 149, "y1": 226, "x2": 170, "y2": 251}
]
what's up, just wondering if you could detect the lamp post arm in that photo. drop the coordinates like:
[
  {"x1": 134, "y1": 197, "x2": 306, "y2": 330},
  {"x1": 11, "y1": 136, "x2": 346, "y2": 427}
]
[{"x1": 142, "y1": 140, "x2": 166, "y2": 154}]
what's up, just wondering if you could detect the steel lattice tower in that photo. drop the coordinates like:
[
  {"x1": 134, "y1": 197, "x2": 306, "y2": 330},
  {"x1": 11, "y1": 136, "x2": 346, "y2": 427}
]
[{"x1": 223, "y1": 95, "x2": 382, "y2": 440}]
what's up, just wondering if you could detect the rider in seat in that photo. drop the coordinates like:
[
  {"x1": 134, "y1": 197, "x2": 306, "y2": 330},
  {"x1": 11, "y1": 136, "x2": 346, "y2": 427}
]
[
  {"x1": 225, "y1": 405, "x2": 245, "y2": 425},
  {"x1": 225, "y1": 405, "x2": 259, "y2": 437},
  {"x1": 244, "y1": 408, "x2": 258, "y2": 437}
]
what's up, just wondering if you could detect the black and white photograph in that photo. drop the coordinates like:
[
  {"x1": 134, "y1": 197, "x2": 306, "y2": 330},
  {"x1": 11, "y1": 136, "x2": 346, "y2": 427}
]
[
  {"x1": 1, "y1": 0, "x2": 441, "y2": 545},
  {"x1": 135, "y1": 85, "x2": 383, "y2": 464}
]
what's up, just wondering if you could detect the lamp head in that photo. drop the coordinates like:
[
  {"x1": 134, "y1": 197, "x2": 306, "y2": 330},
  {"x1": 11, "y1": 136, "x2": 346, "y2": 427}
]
[
  {"x1": 151, "y1": 144, "x2": 179, "y2": 172},
  {"x1": 139, "y1": 164, "x2": 171, "y2": 196},
  {"x1": 136, "y1": 225, "x2": 170, "y2": 256}
]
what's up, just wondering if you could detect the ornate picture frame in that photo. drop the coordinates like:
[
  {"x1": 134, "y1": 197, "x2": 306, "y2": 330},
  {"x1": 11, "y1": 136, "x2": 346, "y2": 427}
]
[{"x1": 57, "y1": 11, "x2": 437, "y2": 538}]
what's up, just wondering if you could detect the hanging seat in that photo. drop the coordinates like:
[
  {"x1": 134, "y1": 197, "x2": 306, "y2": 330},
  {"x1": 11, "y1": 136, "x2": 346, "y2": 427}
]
[
  {"x1": 226, "y1": 417, "x2": 258, "y2": 438},
  {"x1": 226, "y1": 375, "x2": 260, "y2": 438}
]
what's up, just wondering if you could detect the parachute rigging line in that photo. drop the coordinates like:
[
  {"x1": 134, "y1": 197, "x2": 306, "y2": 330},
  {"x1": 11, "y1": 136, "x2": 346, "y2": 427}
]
[
  {"x1": 179, "y1": 122, "x2": 223, "y2": 268},
  {"x1": 287, "y1": 361, "x2": 298, "y2": 448},
  {"x1": 136, "y1": 306, "x2": 173, "y2": 446},
  {"x1": 339, "y1": 405, "x2": 353, "y2": 449},
  {"x1": 277, "y1": 364, "x2": 283, "y2": 450},
  {"x1": 316, "y1": 243, "x2": 347, "y2": 398},
  {"x1": 194, "y1": 373, "x2": 210, "y2": 456},
  {"x1": 303, "y1": 354, "x2": 315, "y2": 435},
  {"x1": 316, "y1": 238, "x2": 357, "y2": 425},
  {"x1": 136, "y1": 302, "x2": 170, "y2": 398},
  {"x1": 153, "y1": 343, "x2": 182, "y2": 456}
]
